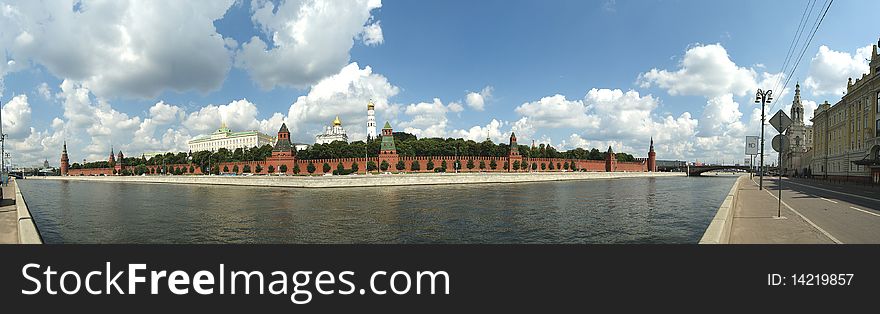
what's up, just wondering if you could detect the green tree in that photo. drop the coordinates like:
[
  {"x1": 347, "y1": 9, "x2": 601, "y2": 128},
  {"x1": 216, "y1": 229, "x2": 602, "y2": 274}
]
[
  {"x1": 243, "y1": 164, "x2": 251, "y2": 173},
  {"x1": 548, "y1": 162, "x2": 554, "y2": 170},
  {"x1": 268, "y1": 165, "x2": 275, "y2": 173},
  {"x1": 396, "y1": 160, "x2": 406, "y2": 171},
  {"x1": 367, "y1": 161, "x2": 377, "y2": 172},
  {"x1": 280, "y1": 164, "x2": 288, "y2": 173},
  {"x1": 467, "y1": 159, "x2": 475, "y2": 170},
  {"x1": 112, "y1": 169, "x2": 117, "y2": 175},
  {"x1": 532, "y1": 162, "x2": 538, "y2": 171},
  {"x1": 380, "y1": 160, "x2": 390, "y2": 171},
  {"x1": 223, "y1": 165, "x2": 229, "y2": 173},
  {"x1": 570, "y1": 161, "x2": 578, "y2": 171},
  {"x1": 411, "y1": 160, "x2": 420, "y2": 171},
  {"x1": 212, "y1": 165, "x2": 221, "y2": 175},
  {"x1": 255, "y1": 164, "x2": 263, "y2": 173},
  {"x1": 323, "y1": 162, "x2": 332, "y2": 173},
  {"x1": 189, "y1": 165, "x2": 195, "y2": 173},
  {"x1": 556, "y1": 162, "x2": 561, "y2": 170},
  {"x1": 441, "y1": 160, "x2": 448, "y2": 170},
  {"x1": 232, "y1": 165, "x2": 239, "y2": 173},
  {"x1": 541, "y1": 163, "x2": 547, "y2": 170},
  {"x1": 175, "y1": 168, "x2": 183, "y2": 175},
  {"x1": 293, "y1": 164, "x2": 301, "y2": 174},
  {"x1": 307, "y1": 162, "x2": 316, "y2": 174},
  {"x1": 351, "y1": 162, "x2": 359, "y2": 173},
  {"x1": 513, "y1": 160, "x2": 520, "y2": 171},
  {"x1": 337, "y1": 162, "x2": 345, "y2": 173},
  {"x1": 426, "y1": 159, "x2": 435, "y2": 170},
  {"x1": 503, "y1": 160, "x2": 509, "y2": 170},
  {"x1": 490, "y1": 159, "x2": 497, "y2": 170},
  {"x1": 563, "y1": 162, "x2": 569, "y2": 170},
  {"x1": 479, "y1": 160, "x2": 486, "y2": 171}
]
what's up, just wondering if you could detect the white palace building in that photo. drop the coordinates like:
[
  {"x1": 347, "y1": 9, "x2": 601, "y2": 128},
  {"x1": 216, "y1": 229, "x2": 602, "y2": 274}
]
[
  {"x1": 187, "y1": 122, "x2": 275, "y2": 152},
  {"x1": 315, "y1": 116, "x2": 349, "y2": 145}
]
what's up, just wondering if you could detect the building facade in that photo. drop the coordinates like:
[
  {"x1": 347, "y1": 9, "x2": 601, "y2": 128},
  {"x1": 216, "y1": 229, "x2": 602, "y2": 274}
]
[
  {"x1": 187, "y1": 123, "x2": 274, "y2": 152},
  {"x1": 315, "y1": 116, "x2": 349, "y2": 145},
  {"x1": 810, "y1": 37, "x2": 880, "y2": 183},
  {"x1": 782, "y1": 83, "x2": 813, "y2": 176}
]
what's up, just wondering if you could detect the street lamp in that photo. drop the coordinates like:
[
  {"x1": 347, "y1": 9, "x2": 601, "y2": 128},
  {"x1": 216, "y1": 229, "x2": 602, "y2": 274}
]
[{"x1": 755, "y1": 89, "x2": 773, "y2": 190}]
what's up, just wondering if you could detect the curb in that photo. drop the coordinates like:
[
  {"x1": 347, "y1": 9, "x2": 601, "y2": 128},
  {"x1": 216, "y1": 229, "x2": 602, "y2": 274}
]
[
  {"x1": 699, "y1": 175, "x2": 746, "y2": 244},
  {"x1": 12, "y1": 179, "x2": 42, "y2": 244}
]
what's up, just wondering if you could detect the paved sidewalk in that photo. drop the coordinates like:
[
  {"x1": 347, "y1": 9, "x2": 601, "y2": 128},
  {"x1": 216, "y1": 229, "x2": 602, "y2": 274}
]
[
  {"x1": 729, "y1": 176, "x2": 835, "y2": 244},
  {"x1": 0, "y1": 182, "x2": 17, "y2": 244}
]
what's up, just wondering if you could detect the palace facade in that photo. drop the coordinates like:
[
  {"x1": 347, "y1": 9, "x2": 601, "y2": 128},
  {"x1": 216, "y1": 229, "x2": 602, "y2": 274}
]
[
  {"x1": 187, "y1": 122, "x2": 274, "y2": 152},
  {"x1": 315, "y1": 116, "x2": 349, "y2": 145},
  {"x1": 62, "y1": 121, "x2": 658, "y2": 176},
  {"x1": 810, "y1": 37, "x2": 880, "y2": 184}
]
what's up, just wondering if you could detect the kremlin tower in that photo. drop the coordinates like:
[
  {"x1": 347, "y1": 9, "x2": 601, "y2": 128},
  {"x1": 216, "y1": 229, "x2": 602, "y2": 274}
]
[
  {"x1": 60, "y1": 141, "x2": 70, "y2": 176},
  {"x1": 647, "y1": 137, "x2": 656, "y2": 172}
]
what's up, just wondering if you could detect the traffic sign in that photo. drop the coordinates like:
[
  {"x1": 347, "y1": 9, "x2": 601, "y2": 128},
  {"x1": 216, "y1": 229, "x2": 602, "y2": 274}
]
[
  {"x1": 745, "y1": 136, "x2": 759, "y2": 155},
  {"x1": 771, "y1": 134, "x2": 789, "y2": 153},
  {"x1": 769, "y1": 110, "x2": 792, "y2": 133}
]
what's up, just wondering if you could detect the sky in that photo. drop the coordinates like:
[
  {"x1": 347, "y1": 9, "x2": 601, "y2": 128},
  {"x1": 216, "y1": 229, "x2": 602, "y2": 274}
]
[{"x1": 1, "y1": 0, "x2": 879, "y2": 167}]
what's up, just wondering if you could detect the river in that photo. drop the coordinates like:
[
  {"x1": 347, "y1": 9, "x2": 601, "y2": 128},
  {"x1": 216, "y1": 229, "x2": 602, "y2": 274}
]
[{"x1": 17, "y1": 175, "x2": 738, "y2": 244}]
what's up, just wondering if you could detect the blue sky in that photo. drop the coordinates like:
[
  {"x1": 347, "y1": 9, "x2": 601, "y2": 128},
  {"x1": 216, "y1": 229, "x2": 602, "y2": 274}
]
[{"x1": 1, "y1": 0, "x2": 879, "y2": 166}]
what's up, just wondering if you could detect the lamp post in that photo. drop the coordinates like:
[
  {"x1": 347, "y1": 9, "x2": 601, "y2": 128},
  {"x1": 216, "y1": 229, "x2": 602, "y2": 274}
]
[{"x1": 755, "y1": 89, "x2": 773, "y2": 190}]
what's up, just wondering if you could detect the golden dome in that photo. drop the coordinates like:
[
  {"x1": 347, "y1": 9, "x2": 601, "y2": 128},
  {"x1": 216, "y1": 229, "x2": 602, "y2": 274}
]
[
  {"x1": 333, "y1": 115, "x2": 342, "y2": 126},
  {"x1": 367, "y1": 100, "x2": 375, "y2": 110}
]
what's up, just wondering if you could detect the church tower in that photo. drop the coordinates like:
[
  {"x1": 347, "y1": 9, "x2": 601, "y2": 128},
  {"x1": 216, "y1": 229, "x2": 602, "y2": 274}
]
[
  {"x1": 366, "y1": 100, "x2": 377, "y2": 140},
  {"x1": 60, "y1": 141, "x2": 70, "y2": 176},
  {"x1": 784, "y1": 82, "x2": 809, "y2": 176}
]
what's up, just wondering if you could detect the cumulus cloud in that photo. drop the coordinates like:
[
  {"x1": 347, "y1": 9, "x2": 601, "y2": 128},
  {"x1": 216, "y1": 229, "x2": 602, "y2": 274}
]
[
  {"x1": 465, "y1": 86, "x2": 493, "y2": 111},
  {"x1": 400, "y1": 98, "x2": 451, "y2": 138},
  {"x1": 1, "y1": 94, "x2": 32, "y2": 138},
  {"x1": 287, "y1": 62, "x2": 399, "y2": 141},
  {"x1": 454, "y1": 119, "x2": 505, "y2": 143},
  {"x1": 0, "y1": 1, "x2": 236, "y2": 99},
  {"x1": 514, "y1": 94, "x2": 597, "y2": 129},
  {"x1": 236, "y1": 0, "x2": 384, "y2": 90},
  {"x1": 804, "y1": 45, "x2": 873, "y2": 97},
  {"x1": 639, "y1": 43, "x2": 760, "y2": 97}
]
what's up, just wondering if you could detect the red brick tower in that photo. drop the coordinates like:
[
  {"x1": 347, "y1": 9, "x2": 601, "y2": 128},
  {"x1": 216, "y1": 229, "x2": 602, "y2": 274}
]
[
  {"x1": 605, "y1": 146, "x2": 617, "y2": 172},
  {"x1": 116, "y1": 150, "x2": 124, "y2": 174},
  {"x1": 60, "y1": 141, "x2": 70, "y2": 176},
  {"x1": 267, "y1": 123, "x2": 296, "y2": 172},
  {"x1": 508, "y1": 132, "x2": 522, "y2": 172},
  {"x1": 647, "y1": 137, "x2": 656, "y2": 172}
]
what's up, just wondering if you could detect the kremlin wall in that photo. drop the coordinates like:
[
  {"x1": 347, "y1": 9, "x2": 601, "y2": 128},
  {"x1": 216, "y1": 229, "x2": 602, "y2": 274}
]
[{"x1": 62, "y1": 122, "x2": 657, "y2": 177}]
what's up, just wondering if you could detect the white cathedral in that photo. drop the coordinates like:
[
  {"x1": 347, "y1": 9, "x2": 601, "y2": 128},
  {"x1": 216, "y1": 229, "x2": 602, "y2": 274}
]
[
  {"x1": 314, "y1": 100, "x2": 378, "y2": 145},
  {"x1": 783, "y1": 83, "x2": 813, "y2": 176},
  {"x1": 315, "y1": 116, "x2": 349, "y2": 145}
]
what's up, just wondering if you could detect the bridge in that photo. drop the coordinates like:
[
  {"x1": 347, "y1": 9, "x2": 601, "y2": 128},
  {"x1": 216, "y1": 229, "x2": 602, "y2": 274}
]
[{"x1": 686, "y1": 165, "x2": 754, "y2": 176}]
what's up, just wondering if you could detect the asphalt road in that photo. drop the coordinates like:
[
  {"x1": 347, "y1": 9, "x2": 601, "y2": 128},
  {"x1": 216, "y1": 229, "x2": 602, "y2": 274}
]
[{"x1": 755, "y1": 176, "x2": 880, "y2": 244}]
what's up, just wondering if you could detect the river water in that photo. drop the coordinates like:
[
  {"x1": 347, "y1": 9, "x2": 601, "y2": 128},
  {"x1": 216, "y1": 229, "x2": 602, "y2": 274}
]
[{"x1": 17, "y1": 175, "x2": 738, "y2": 244}]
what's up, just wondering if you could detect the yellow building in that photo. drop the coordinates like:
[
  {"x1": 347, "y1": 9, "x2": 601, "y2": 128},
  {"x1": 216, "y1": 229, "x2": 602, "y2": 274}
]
[{"x1": 810, "y1": 38, "x2": 880, "y2": 183}]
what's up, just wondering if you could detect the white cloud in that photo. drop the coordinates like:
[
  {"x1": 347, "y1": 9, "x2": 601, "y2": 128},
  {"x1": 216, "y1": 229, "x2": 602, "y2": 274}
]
[
  {"x1": 400, "y1": 98, "x2": 450, "y2": 138},
  {"x1": 236, "y1": 0, "x2": 383, "y2": 89},
  {"x1": 804, "y1": 45, "x2": 873, "y2": 97},
  {"x1": 514, "y1": 94, "x2": 597, "y2": 129},
  {"x1": 36, "y1": 82, "x2": 51, "y2": 100},
  {"x1": 1, "y1": 94, "x2": 31, "y2": 138},
  {"x1": 454, "y1": 119, "x2": 505, "y2": 142},
  {"x1": 287, "y1": 62, "x2": 399, "y2": 141},
  {"x1": 639, "y1": 43, "x2": 760, "y2": 97},
  {"x1": 465, "y1": 86, "x2": 493, "y2": 111},
  {"x1": 360, "y1": 21, "x2": 384, "y2": 46},
  {"x1": 1, "y1": 1, "x2": 236, "y2": 99}
]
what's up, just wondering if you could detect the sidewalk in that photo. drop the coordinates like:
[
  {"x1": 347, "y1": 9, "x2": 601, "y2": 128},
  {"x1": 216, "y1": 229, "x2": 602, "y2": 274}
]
[
  {"x1": 729, "y1": 176, "x2": 835, "y2": 244},
  {"x1": 0, "y1": 182, "x2": 17, "y2": 244}
]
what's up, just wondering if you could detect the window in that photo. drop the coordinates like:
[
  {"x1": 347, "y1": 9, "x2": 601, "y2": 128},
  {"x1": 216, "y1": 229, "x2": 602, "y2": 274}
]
[{"x1": 876, "y1": 119, "x2": 880, "y2": 137}]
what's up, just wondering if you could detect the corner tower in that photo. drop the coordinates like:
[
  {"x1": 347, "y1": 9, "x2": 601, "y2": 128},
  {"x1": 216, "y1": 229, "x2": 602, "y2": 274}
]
[
  {"x1": 647, "y1": 137, "x2": 656, "y2": 172},
  {"x1": 60, "y1": 141, "x2": 70, "y2": 176},
  {"x1": 605, "y1": 146, "x2": 617, "y2": 172}
]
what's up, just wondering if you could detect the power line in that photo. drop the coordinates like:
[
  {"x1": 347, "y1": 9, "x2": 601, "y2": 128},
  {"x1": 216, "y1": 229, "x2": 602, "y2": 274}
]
[
  {"x1": 769, "y1": 0, "x2": 833, "y2": 115},
  {"x1": 772, "y1": 0, "x2": 817, "y2": 94}
]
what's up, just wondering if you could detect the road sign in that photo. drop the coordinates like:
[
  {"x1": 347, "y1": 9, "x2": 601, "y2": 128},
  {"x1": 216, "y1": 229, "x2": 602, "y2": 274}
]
[
  {"x1": 745, "y1": 136, "x2": 759, "y2": 155},
  {"x1": 771, "y1": 134, "x2": 789, "y2": 152},
  {"x1": 769, "y1": 110, "x2": 792, "y2": 133}
]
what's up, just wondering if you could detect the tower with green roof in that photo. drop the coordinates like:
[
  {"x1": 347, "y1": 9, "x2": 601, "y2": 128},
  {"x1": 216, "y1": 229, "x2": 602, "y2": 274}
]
[{"x1": 378, "y1": 121, "x2": 399, "y2": 172}]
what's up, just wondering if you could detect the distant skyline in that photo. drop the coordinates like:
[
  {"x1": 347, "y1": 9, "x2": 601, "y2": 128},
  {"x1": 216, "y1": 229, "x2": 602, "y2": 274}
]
[{"x1": 1, "y1": 0, "x2": 879, "y2": 166}]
